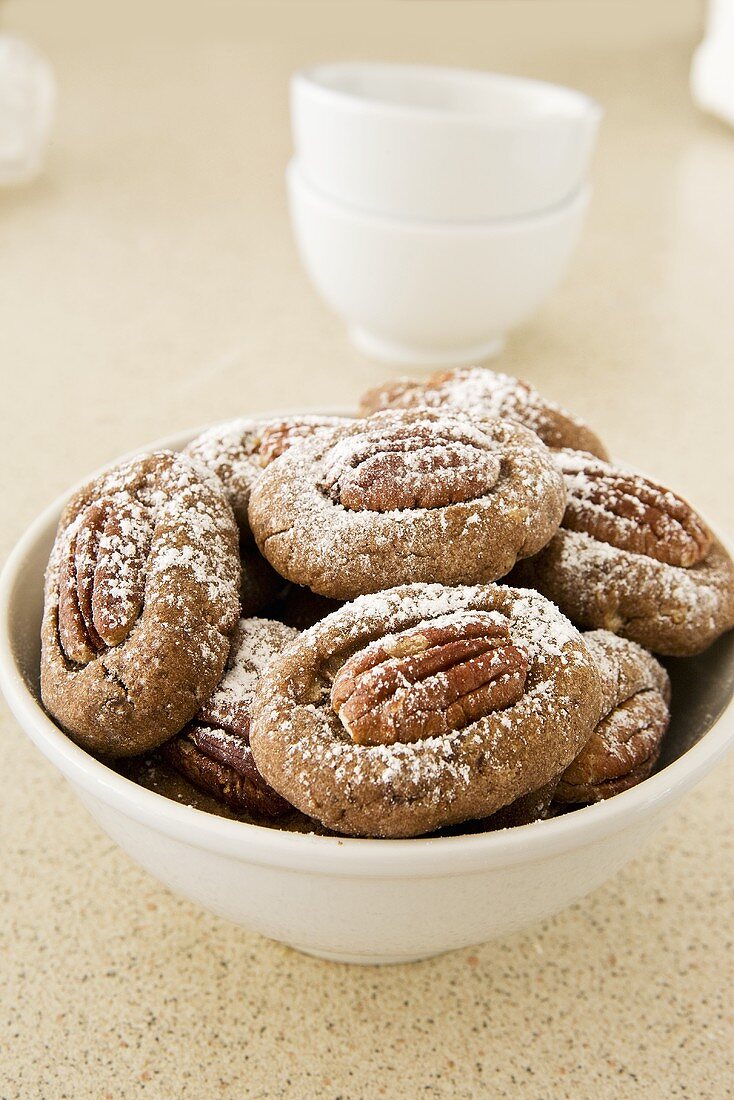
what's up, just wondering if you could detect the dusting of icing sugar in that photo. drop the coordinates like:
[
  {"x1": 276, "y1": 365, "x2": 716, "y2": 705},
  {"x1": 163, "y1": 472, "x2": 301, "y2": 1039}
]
[
  {"x1": 48, "y1": 449, "x2": 241, "y2": 671},
  {"x1": 584, "y1": 628, "x2": 669, "y2": 696},
  {"x1": 554, "y1": 529, "x2": 725, "y2": 623},
  {"x1": 554, "y1": 449, "x2": 713, "y2": 569},
  {"x1": 199, "y1": 617, "x2": 298, "y2": 730},
  {"x1": 363, "y1": 368, "x2": 596, "y2": 445},
  {"x1": 185, "y1": 415, "x2": 352, "y2": 527},
  {"x1": 185, "y1": 417, "x2": 262, "y2": 469}
]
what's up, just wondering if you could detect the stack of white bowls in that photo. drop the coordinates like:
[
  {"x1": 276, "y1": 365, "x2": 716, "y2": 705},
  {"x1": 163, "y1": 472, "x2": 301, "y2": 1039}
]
[{"x1": 288, "y1": 62, "x2": 601, "y2": 367}]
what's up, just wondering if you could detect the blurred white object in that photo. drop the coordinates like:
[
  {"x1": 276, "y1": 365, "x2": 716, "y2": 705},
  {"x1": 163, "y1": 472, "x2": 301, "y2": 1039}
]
[
  {"x1": 0, "y1": 35, "x2": 56, "y2": 186},
  {"x1": 691, "y1": 0, "x2": 734, "y2": 128},
  {"x1": 291, "y1": 62, "x2": 601, "y2": 222},
  {"x1": 287, "y1": 160, "x2": 590, "y2": 367}
]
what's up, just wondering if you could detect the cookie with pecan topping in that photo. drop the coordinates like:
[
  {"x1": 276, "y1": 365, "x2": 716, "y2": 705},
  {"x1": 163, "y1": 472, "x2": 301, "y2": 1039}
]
[
  {"x1": 249, "y1": 583, "x2": 603, "y2": 838},
  {"x1": 554, "y1": 630, "x2": 671, "y2": 804},
  {"x1": 360, "y1": 366, "x2": 608, "y2": 459},
  {"x1": 159, "y1": 618, "x2": 298, "y2": 818},
  {"x1": 247, "y1": 410, "x2": 567, "y2": 600},
  {"x1": 511, "y1": 449, "x2": 734, "y2": 656},
  {"x1": 185, "y1": 414, "x2": 352, "y2": 541},
  {"x1": 41, "y1": 450, "x2": 241, "y2": 757}
]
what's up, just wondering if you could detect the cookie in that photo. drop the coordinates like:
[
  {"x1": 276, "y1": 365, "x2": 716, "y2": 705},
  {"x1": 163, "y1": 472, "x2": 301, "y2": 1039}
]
[
  {"x1": 511, "y1": 449, "x2": 734, "y2": 656},
  {"x1": 247, "y1": 410, "x2": 567, "y2": 600},
  {"x1": 249, "y1": 583, "x2": 603, "y2": 838},
  {"x1": 359, "y1": 366, "x2": 608, "y2": 459},
  {"x1": 41, "y1": 450, "x2": 241, "y2": 757},
  {"x1": 159, "y1": 618, "x2": 298, "y2": 818},
  {"x1": 185, "y1": 414, "x2": 351, "y2": 540},
  {"x1": 554, "y1": 630, "x2": 671, "y2": 804}
]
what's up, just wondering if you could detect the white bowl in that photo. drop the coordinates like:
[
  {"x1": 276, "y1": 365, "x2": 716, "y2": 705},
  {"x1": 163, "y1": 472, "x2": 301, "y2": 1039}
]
[
  {"x1": 287, "y1": 160, "x2": 590, "y2": 367},
  {"x1": 291, "y1": 62, "x2": 601, "y2": 222},
  {"x1": 2, "y1": 423, "x2": 734, "y2": 965}
]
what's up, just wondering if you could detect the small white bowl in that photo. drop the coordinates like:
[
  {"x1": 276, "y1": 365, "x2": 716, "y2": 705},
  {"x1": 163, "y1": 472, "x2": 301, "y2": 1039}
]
[
  {"x1": 287, "y1": 161, "x2": 590, "y2": 367},
  {"x1": 291, "y1": 62, "x2": 601, "y2": 222},
  {"x1": 2, "y1": 423, "x2": 733, "y2": 965}
]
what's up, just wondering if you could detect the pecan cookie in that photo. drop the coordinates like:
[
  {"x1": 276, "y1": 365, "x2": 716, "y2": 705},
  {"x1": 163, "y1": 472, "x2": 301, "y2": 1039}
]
[
  {"x1": 160, "y1": 618, "x2": 298, "y2": 817},
  {"x1": 360, "y1": 366, "x2": 608, "y2": 459},
  {"x1": 41, "y1": 451, "x2": 241, "y2": 757},
  {"x1": 247, "y1": 410, "x2": 566, "y2": 600},
  {"x1": 249, "y1": 583, "x2": 603, "y2": 838},
  {"x1": 185, "y1": 414, "x2": 351, "y2": 540},
  {"x1": 511, "y1": 449, "x2": 734, "y2": 656},
  {"x1": 554, "y1": 630, "x2": 671, "y2": 804}
]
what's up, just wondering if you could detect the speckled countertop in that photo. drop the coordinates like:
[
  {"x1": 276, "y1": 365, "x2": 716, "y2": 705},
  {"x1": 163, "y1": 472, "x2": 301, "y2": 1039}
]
[{"x1": 1, "y1": 2, "x2": 733, "y2": 1097}]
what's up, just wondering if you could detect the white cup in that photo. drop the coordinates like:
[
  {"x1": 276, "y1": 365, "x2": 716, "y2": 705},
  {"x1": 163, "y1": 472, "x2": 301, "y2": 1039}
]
[
  {"x1": 287, "y1": 160, "x2": 591, "y2": 367},
  {"x1": 291, "y1": 62, "x2": 601, "y2": 222}
]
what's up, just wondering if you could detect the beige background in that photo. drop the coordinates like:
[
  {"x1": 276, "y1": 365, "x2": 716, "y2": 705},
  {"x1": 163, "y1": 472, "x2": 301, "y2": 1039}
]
[{"x1": 2, "y1": 2, "x2": 733, "y2": 1097}]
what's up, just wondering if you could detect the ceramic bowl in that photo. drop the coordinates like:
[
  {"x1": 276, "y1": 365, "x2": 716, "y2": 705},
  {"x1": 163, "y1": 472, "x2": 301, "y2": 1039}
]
[
  {"x1": 287, "y1": 160, "x2": 590, "y2": 367},
  {"x1": 2, "y1": 424, "x2": 733, "y2": 966},
  {"x1": 291, "y1": 62, "x2": 601, "y2": 222}
]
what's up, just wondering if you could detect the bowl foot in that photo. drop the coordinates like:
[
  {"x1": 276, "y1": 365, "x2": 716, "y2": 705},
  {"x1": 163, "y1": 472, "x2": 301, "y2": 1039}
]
[
  {"x1": 287, "y1": 943, "x2": 450, "y2": 965},
  {"x1": 349, "y1": 327, "x2": 505, "y2": 369}
]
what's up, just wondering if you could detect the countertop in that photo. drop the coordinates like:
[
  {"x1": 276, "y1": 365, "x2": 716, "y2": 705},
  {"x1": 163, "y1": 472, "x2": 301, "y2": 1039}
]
[{"x1": 1, "y1": 2, "x2": 732, "y2": 1097}]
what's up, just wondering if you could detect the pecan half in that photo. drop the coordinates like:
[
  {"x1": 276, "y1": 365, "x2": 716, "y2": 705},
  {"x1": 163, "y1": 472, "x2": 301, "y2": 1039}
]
[
  {"x1": 558, "y1": 451, "x2": 712, "y2": 567},
  {"x1": 318, "y1": 421, "x2": 502, "y2": 512},
  {"x1": 57, "y1": 495, "x2": 151, "y2": 664},
  {"x1": 161, "y1": 718, "x2": 290, "y2": 819},
  {"x1": 257, "y1": 419, "x2": 316, "y2": 467},
  {"x1": 555, "y1": 687, "x2": 670, "y2": 803},
  {"x1": 159, "y1": 617, "x2": 296, "y2": 817},
  {"x1": 331, "y1": 612, "x2": 529, "y2": 746}
]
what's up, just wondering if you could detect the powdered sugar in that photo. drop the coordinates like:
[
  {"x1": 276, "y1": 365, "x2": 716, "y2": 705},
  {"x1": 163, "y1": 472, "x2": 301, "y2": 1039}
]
[
  {"x1": 556, "y1": 449, "x2": 713, "y2": 569},
  {"x1": 319, "y1": 419, "x2": 503, "y2": 513},
  {"x1": 185, "y1": 415, "x2": 352, "y2": 531},
  {"x1": 556, "y1": 529, "x2": 724, "y2": 620},
  {"x1": 199, "y1": 617, "x2": 297, "y2": 730},
  {"x1": 360, "y1": 367, "x2": 607, "y2": 457}
]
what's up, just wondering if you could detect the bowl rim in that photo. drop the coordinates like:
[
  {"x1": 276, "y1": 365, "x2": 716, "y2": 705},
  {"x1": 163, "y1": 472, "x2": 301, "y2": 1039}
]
[
  {"x1": 292, "y1": 61, "x2": 602, "y2": 128},
  {"x1": 287, "y1": 158, "x2": 592, "y2": 233},
  {"x1": 1, "y1": 415, "x2": 733, "y2": 878}
]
